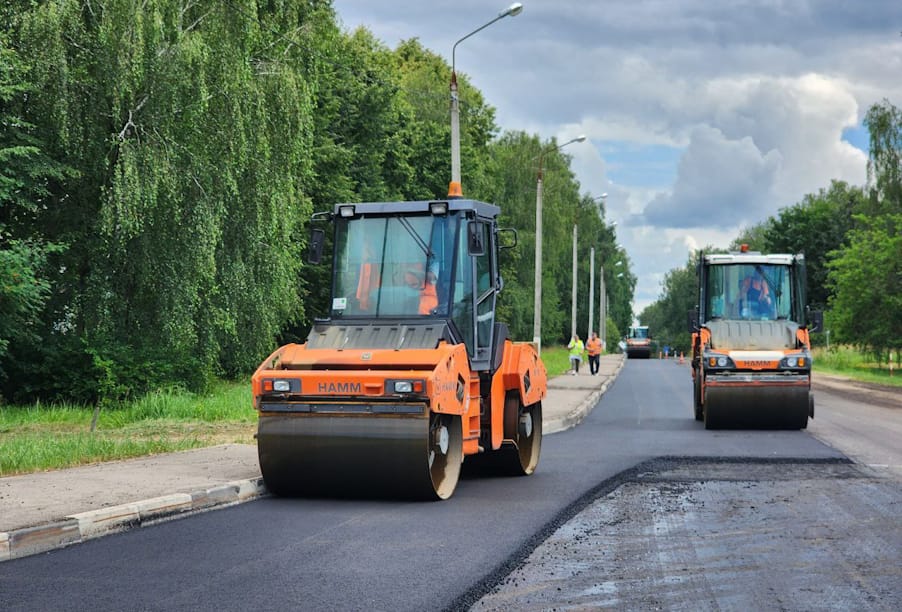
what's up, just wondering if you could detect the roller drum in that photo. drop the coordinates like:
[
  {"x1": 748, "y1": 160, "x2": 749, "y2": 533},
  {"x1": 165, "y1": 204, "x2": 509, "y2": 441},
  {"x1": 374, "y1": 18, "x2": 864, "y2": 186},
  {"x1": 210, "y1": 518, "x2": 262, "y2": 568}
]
[
  {"x1": 704, "y1": 385, "x2": 810, "y2": 430},
  {"x1": 257, "y1": 409, "x2": 462, "y2": 500}
]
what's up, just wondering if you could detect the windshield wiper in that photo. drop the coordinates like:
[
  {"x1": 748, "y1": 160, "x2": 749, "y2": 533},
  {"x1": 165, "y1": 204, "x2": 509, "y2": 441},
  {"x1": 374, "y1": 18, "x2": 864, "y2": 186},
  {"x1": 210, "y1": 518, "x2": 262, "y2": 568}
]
[{"x1": 397, "y1": 216, "x2": 433, "y2": 258}]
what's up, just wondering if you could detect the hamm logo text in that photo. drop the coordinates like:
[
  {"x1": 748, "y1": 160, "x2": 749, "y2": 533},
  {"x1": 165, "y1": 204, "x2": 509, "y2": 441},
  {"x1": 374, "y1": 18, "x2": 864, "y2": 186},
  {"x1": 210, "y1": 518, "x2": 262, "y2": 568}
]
[{"x1": 317, "y1": 382, "x2": 361, "y2": 394}]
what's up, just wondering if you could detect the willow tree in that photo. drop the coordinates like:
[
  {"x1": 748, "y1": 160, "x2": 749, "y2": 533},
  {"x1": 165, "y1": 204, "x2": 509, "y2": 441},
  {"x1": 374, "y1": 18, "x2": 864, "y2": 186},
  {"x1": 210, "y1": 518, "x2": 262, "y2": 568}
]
[{"x1": 8, "y1": 0, "x2": 323, "y2": 399}]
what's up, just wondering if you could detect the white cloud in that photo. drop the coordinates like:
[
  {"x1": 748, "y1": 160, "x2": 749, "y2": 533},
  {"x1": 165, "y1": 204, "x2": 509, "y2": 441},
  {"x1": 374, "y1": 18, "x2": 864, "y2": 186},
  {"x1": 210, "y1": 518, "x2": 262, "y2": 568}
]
[{"x1": 641, "y1": 125, "x2": 782, "y2": 228}]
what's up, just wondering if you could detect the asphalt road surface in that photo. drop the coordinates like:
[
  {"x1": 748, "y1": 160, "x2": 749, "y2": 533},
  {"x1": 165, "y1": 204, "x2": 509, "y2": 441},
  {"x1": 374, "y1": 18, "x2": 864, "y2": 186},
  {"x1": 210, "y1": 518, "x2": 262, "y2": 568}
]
[{"x1": 2, "y1": 360, "x2": 893, "y2": 612}]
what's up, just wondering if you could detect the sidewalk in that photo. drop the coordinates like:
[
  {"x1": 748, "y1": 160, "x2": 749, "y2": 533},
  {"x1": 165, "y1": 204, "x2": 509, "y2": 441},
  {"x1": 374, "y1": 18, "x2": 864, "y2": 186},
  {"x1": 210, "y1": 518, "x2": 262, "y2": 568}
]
[{"x1": 0, "y1": 354, "x2": 624, "y2": 562}]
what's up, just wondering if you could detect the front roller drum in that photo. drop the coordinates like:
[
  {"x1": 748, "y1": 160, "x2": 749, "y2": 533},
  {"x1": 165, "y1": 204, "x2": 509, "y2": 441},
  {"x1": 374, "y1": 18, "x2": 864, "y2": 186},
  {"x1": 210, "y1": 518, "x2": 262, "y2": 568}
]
[
  {"x1": 704, "y1": 385, "x2": 810, "y2": 430},
  {"x1": 257, "y1": 410, "x2": 463, "y2": 500}
]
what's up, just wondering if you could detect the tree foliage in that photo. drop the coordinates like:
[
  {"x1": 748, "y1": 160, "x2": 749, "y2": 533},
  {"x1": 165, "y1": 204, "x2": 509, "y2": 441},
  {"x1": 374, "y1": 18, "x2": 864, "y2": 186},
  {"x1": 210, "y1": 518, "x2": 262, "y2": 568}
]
[
  {"x1": 0, "y1": 34, "x2": 70, "y2": 377},
  {"x1": 825, "y1": 99, "x2": 902, "y2": 354},
  {"x1": 826, "y1": 214, "x2": 902, "y2": 359},
  {"x1": 4, "y1": 0, "x2": 322, "y2": 401},
  {"x1": 864, "y1": 100, "x2": 902, "y2": 216}
]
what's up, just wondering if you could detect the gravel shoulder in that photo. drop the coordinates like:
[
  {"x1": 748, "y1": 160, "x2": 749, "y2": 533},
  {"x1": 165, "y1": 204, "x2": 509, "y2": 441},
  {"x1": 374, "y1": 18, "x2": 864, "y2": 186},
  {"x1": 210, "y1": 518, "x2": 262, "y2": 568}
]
[
  {"x1": 812, "y1": 371, "x2": 901, "y2": 410},
  {"x1": 470, "y1": 459, "x2": 902, "y2": 611}
]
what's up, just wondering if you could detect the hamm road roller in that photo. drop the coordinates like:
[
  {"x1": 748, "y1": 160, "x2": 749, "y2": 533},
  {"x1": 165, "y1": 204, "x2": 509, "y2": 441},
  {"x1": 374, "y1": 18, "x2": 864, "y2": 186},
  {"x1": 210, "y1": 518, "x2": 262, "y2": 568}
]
[
  {"x1": 251, "y1": 197, "x2": 547, "y2": 499},
  {"x1": 688, "y1": 246, "x2": 823, "y2": 429},
  {"x1": 625, "y1": 325, "x2": 652, "y2": 359}
]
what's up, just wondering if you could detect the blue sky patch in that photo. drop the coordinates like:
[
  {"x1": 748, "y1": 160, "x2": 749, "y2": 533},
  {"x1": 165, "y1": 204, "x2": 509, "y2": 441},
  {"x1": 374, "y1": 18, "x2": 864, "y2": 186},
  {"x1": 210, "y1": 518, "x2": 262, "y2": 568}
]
[
  {"x1": 841, "y1": 124, "x2": 870, "y2": 153},
  {"x1": 597, "y1": 141, "x2": 683, "y2": 189}
]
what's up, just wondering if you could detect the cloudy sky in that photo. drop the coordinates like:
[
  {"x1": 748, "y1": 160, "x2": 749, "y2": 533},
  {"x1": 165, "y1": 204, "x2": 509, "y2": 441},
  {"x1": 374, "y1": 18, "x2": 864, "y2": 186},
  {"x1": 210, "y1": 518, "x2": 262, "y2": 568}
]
[{"x1": 331, "y1": 0, "x2": 902, "y2": 317}]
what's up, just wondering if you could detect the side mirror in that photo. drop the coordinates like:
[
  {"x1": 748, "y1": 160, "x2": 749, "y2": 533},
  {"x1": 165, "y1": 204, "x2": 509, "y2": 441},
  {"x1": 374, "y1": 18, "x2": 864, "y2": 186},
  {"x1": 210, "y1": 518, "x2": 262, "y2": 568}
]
[
  {"x1": 308, "y1": 228, "x2": 325, "y2": 264},
  {"x1": 498, "y1": 227, "x2": 518, "y2": 250},
  {"x1": 807, "y1": 308, "x2": 823, "y2": 333},
  {"x1": 468, "y1": 221, "x2": 485, "y2": 256},
  {"x1": 687, "y1": 308, "x2": 699, "y2": 333}
]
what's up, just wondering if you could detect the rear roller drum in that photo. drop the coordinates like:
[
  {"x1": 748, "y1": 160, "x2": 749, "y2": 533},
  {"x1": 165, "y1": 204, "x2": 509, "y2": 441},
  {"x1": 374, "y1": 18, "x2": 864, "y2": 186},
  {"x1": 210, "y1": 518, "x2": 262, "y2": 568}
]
[
  {"x1": 428, "y1": 411, "x2": 464, "y2": 499},
  {"x1": 468, "y1": 398, "x2": 543, "y2": 477},
  {"x1": 509, "y1": 400, "x2": 542, "y2": 475}
]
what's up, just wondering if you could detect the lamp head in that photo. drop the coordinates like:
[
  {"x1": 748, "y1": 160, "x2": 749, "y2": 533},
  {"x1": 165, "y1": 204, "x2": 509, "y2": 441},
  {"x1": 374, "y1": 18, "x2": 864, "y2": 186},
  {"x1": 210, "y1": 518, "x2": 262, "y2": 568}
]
[{"x1": 503, "y1": 3, "x2": 524, "y2": 17}]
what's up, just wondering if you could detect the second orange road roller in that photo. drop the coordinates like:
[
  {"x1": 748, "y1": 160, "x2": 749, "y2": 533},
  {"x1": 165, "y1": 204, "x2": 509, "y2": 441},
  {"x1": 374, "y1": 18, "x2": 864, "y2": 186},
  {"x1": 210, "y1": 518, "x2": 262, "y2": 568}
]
[
  {"x1": 251, "y1": 197, "x2": 547, "y2": 500},
  {"x1": 688, "y1": 246, "x2": 823, "y2": 429}
]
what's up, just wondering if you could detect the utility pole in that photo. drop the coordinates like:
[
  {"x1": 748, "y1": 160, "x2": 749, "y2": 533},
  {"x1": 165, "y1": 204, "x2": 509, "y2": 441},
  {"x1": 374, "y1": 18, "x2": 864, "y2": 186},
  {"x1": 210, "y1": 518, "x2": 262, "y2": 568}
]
[
  {"x1": 599, "y1": 266, "x2": 606, "y2": 351},
  {"x1": 588, "y1": 248, "x2": 595, "y2": 340},
  {"x1": 571, "y1": 224, "x2": 578, "y2": 338},
  {"x1": 533, "y1": 134, "x2": 586, "y2": 352}
]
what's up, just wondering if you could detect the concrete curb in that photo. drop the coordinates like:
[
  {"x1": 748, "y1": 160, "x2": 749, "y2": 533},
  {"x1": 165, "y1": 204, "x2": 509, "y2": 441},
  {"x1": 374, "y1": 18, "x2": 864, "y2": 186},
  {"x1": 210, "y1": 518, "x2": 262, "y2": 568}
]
[
  {"x1": 0, "y1": 477, "x2": 267, "y2": 562},
  {"x1": 547, "y1": 355, "x2": 626, "y2": 434}
]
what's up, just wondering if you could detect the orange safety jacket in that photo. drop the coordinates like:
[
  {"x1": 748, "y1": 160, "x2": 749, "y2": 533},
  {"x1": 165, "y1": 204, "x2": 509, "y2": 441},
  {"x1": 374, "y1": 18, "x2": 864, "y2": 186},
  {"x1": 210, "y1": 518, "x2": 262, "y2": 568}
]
[
  {"x1": 418, "y1": 282, "x2": 438, "y2": 314},
  {"x1": 356, "y1": 263, "x2": 381, "y2": 310},
  {"x1": 586, "y1": 337, "x2": 602, "y2": 356}
]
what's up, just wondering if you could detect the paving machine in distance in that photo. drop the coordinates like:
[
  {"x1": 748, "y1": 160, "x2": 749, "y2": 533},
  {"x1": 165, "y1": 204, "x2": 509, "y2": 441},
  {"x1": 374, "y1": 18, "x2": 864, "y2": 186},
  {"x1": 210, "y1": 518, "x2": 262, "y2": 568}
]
[
  {"x1": 688, "y1": 246, "x2": 823, "y2": 429},
  {"x1": 625, "y1": 325, "x2": 653, "y2": 359},
  {"x1": 251, "y1": 197, "x2": 547, "y2": 500}
]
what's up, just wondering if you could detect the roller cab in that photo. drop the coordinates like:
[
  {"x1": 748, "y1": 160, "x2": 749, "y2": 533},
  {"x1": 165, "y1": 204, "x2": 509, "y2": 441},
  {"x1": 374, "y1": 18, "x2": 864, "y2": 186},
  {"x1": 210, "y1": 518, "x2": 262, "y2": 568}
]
[
  {"x1": 252, "y1": 199, "x2": 547, "y2": 499},
  {"x1": 688, "y1": 248, "x2": 822, "y2": 429}
]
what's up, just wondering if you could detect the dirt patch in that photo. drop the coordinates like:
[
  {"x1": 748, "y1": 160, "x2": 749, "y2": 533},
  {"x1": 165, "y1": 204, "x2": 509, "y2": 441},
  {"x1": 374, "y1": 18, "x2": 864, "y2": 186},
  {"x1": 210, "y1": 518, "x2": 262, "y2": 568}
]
[
  {"x1": 470, "y1": 460, "x2": 902, "y2": 611},
  {"x1": 813, "y1": 374, "x2": 901, "y2": 410}
]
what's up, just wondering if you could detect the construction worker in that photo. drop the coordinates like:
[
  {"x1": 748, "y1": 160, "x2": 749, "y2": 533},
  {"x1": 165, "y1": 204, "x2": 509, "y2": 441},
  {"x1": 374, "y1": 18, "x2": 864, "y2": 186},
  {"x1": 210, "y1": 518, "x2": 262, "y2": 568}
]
[
  {"x1": 568, "y1": 334, "x2": 585, "y2": 375},
  {"x1": 740, "y1": 272, "x2": 774, "y2": 318},
  {"x1": 400, "y1": 261, "x2": 440, "y2": 315},
  {"x1": 418, "y1": 263, "x2": 439, "y2": 315},
  {"x1": 356, "y1": 241, "x2": 381, "y2": 311},
  {"x1": 586, "y1": 332, "x2": 602, "y2": 376}
]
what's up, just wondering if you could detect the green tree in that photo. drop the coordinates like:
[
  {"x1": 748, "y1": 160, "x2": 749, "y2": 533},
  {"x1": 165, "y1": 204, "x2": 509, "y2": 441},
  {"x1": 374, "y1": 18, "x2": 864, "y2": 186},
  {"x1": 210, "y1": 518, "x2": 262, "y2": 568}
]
[
  {"x1": 0, "y1": 37, "x2": 71, "y2": 389},
  {"x1": 825, "y1": 100, "x2": 902, "y2": 354},
  {"x1": 864, "y1": 100, "x2": 902, "y2": 217},
  {"x1": 826, "y1": 214, "x2": 902, "y2": 359},
  {"x1": 5, "y1": 0, "x2": 323, "y2": 400}
]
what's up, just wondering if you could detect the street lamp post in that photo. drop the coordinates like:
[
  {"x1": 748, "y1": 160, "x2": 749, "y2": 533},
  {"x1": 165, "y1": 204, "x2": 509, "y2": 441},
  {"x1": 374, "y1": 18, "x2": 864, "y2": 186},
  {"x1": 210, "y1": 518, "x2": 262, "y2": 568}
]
[
  {"x1": 533, "y1": 134, "x2": 586, "y2": 352},
  {"x1": 450, "y1": 3, "x2": 523, "y2": 195},
  {"x1": 588, "y1": 247, "x2": 595, "y2": 341},
  {"x1": 587, "y1": 194, "x2": 608, "y2": 341},
  {"x1": 600, "y1": 259, "x2": 623, "y2": 351}
]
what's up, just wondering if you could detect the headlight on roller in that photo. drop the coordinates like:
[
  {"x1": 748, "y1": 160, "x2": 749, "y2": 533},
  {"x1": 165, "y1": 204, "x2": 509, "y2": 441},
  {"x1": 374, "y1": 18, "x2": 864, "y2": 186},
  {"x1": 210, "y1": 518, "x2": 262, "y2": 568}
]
[
  {"x1": 780, "y1": 354, "x2": 809, "y2": 369},
  {"x1": 388, "y1": 379, "x2": 425, "y2": 394},
  {"x1": 705, "y1": 353, "x2": 734, "y2": 369}
]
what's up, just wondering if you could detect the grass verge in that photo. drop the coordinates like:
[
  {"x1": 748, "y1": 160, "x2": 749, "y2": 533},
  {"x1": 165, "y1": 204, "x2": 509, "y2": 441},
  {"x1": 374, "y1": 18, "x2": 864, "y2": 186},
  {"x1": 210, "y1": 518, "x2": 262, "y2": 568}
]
[
  {"x1": 539, "y1": 345, "x2": 573, "y2": 377},
  {"x1": 0, "y1": 381, "x2": 256, "y2": 477},
  {"x1": 812, "y1": 346, "x2": 902, "y2": 388}
]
